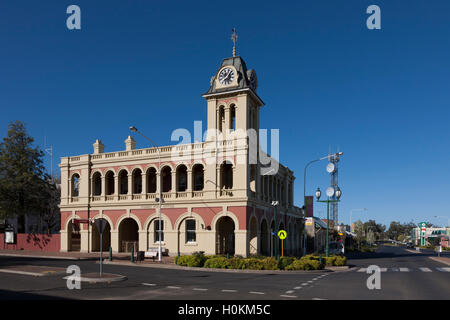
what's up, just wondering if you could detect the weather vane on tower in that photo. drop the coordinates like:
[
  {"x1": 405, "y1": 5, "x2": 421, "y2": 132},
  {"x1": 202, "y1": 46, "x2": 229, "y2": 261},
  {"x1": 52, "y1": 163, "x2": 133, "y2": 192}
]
[{"x1": 231, "y1": 28, "x2": 238, "y2": 57}]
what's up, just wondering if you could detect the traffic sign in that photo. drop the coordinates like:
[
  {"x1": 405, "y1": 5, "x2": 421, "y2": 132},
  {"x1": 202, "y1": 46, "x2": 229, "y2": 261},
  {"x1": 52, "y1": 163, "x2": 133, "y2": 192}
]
[
  {"x1": 278, "y1": 230, "x2": 287, "y2": 240},
  {"x1": 94, "y1": 218, "x2": 108, "y2": 234}
]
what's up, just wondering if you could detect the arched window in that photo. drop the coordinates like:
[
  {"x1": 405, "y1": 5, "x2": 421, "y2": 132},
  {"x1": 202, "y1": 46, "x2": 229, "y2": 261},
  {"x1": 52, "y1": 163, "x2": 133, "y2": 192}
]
[
  {"x1": 146, "y1": 167, "x2": 157, "y2": 193},
  {"x1": 176, "y1": 165, "x2": 187, "y2": 192},
  {"x1": 118, "y1": 170, "x2": 128, "y2": 195},
  {"x1": 161, "y1": 166, "x2": 172, "y2": 193},
  {"x1": 132, "y1": 169, "x2": 142, "y2": 194},
  {"x1": 105, "y1": 171, "x2": 114, "y2": 195},
  {"x1": 71, "y1": 174, "x2": 80, "y2": 197},
  {"x1": 192, "y1": 164, "x2": 204, "y2": 191},
  {"x1": 218, "y1": 106, "x2": 225, "y2": 132},
  {"x1": 221, "y1": 161, "x2": 233, "y2": 189},
  {"x1": 92, "y1": 172, "x2": 101, "y2": 196}
]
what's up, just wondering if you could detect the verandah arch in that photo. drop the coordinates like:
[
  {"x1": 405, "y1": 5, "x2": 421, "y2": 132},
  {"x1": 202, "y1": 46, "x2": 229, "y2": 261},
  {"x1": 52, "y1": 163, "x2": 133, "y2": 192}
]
[{"x1": 216, "y1": 216, "x2": 235, "y2": 255}]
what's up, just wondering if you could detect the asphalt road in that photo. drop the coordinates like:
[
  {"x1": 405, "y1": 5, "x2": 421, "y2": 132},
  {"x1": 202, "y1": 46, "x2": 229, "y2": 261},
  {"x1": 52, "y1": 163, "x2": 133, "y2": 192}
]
[{"x1": 0, "y1": 245, "x2": 448, "y2": 300}]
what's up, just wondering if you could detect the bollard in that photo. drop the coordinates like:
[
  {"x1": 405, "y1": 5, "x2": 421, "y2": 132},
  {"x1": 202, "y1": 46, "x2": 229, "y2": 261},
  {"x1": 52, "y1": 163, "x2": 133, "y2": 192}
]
[
  {"x1": 131, "y1": 247, "x2": 135, "y2": 263},
  {"x1": 226, "y1": 253, "x2": 229, "y2": 259},
  {"x1": 109, "y1": 246, "x2": 112, "y2": 261}
]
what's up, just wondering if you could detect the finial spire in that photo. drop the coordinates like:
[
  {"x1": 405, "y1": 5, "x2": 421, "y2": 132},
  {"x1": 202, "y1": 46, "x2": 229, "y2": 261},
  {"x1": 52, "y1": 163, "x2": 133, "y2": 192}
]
[{"x1": 231, "y1": 28, "x2": 238, "y2": 57}]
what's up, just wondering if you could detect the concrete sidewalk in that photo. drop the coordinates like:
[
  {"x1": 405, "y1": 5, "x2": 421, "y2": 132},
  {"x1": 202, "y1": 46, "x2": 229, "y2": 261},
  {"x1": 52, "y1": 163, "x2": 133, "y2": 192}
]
[{"x1": 0, "y1": 249, "x2": 130, "y2": 260}]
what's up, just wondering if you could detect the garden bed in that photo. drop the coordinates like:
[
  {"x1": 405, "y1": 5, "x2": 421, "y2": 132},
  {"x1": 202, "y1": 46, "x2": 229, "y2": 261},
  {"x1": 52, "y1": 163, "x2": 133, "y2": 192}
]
[{"x1": 174, "y1": 252, "x2": 346, "y2": 271}]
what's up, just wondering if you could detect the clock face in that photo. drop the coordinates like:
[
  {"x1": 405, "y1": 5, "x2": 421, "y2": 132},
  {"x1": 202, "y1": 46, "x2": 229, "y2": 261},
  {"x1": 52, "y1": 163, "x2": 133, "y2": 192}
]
[{"x1": 218, "y1": 67, "x2": 235, "y2": 85}]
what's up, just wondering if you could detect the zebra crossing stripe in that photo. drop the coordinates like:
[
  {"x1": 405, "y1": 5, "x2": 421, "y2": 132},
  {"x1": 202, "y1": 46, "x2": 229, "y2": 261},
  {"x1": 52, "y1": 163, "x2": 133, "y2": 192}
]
[
  {"x1": 392, "y1": 268, "x2": 399, "y2": 272},
  {"x1": 399, "y1": 268, "x2": 409, "y2": 272},
  {"x1": 419, "y1": 267, "x2": 432, "y2": 272},
  {"x1": 437, "y1": 267, "x2": 450, "y2": 272}
]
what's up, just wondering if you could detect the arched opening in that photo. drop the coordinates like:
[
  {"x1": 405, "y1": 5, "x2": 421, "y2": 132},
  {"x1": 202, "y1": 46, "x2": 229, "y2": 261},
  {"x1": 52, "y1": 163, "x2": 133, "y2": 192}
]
[
  {"x1": 176, "y1": 165, "x2": 187, "y2": 192},
  {"x1": 260, "y1": 219, "x2": 269, "y2": 256},
  {"x1": 67, "y1": 220, "x2": 80, "y2": 252},
  {"x1": 119, "y1": 218, "x2": 139, "y2": 253},
  {"x1": 132, "y1": 169, "x2": 142, "y2": 194},
  {"x1": 92, "y1": 172, "x2": 101, "y2": 196},
  {"x1": 230, "y1": 104, "x2": 236, "y2": 131},
  {"x1": 146, "y1": 167, "x2": 157, "y2": 193},
  {"x1": 216, "y1": 216, "x2": 235, "y2": 255},
  {"x1": 161, "y1": 166, "x2": 172, "y2": 193},
  {"x1": 218, "y1": 106, "x2": 225, "y2": 133},
  {"x1": 105, "y1": 171, "x2": 114, "y2": 195},
  {"x1": 91, "y1": 220, "x2": 111, "y2": 252},
  {"x1": 71, "y1": 174, "x2": 80, "y2": 197},
  {"x1": 249, "y1": 217, "x2": 258, "y2": 255},
  {"x1": 221, "y1": 162, "x2": 233, "y2": 189},
  {"x1": 192, "y1": 164, "x2": 204, "y2": 191},
  {"x1": 118, "y1": 170, "x2": 128, "y2": 195}
]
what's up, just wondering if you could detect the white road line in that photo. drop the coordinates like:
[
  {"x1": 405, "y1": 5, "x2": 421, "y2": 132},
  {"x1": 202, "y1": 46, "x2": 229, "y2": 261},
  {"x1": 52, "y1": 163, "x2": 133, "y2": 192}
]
[
  {"x1": 294, "y1": 287, "x2": 302, "y2": 289},
  {"x1": 142, "y1": 283, "x2": 156, "y2": 286},
  {"x1": 392, "y1": 268, "x2": 399, "y2": 272},
  {"x1": 301, "y1": 283, "x2": 309, "y2": 286},
  {"x1": 419, "y1": 267, "x2": 432, "y2": 272},
  {"x1": 357, "y1": 268, "x2": 367, "y2": 272},
  {"x1": 167, "y1": 286, "x2": 181, "y2": 289},
  {"x1": 280, "y1": 295, "x2": 297, "y2": 298},
  {"x1": 437, "y1": 267, "x2": 450, "y2": 272},
  {"x1": 221, "y1": 289, "x2": 237, "y2": 293},
  {"x1": 193, "y1": 288, "x2": 208, "y2": 291},
  {"x1": 399, "y1": 268, "x2": 409, "y2": 272},
  {"x1": 307, "y1": 280, "x2": 314, "y2": 283},
  {"x1": 249, "y1": 291, "x2": 265, "y2": 295},
  {"x1": 380, "y1": 268, "x2": 387, "y2": 272},
  {"x1": 312, "y1": 298, "x2": 327, "y2": 300},
  {"x1": 285, "y1": 290, "x2": 294, "y2": 294}
]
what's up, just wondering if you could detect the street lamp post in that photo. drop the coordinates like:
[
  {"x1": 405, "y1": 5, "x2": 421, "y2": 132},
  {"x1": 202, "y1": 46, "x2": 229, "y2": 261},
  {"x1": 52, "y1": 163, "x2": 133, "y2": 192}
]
[
  {"x1": 130, "y1": 126, "x2": 163, "y2": 262},
  {"x1": 315, "y1": 186, "x2": 342, "y2": 257},
  {"x1": 271, "y1": 201, "x2": 279, "y2": 260},
  {"x1": 303, "y1": 152, "x2": 343, "y2": 255}
]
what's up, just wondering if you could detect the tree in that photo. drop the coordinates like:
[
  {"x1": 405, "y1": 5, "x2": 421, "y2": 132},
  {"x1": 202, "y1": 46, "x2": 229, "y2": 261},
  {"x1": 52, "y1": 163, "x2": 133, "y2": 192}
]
[
  {"x1": 354, "y1": 220, "x2": 364, "y2": 249},
  {"x1": 38, "y1": 176, "x2": 61, "y2": 234},
  {"x1": 0, "y1": 121, "x2": 56, "y2": 229}
]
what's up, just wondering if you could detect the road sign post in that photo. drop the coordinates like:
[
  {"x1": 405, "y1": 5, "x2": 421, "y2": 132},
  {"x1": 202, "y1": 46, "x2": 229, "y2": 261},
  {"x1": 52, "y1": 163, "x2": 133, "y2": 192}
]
[
  {"x1": 278, "y1": 230, "x2": 287, "y2": 257},
  {"x1": 94, "y1": 218, "x2": 108, "y2": 277}
]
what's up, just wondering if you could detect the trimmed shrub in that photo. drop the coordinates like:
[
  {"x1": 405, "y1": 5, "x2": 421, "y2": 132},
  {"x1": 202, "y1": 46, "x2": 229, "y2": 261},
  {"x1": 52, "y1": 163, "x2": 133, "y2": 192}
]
[
  {"x1": 204, "y1": 257, "x2": 231, "y2": 269},
  {"x1": 229, "y1": 257, "x2": 246, "y2": 269},
  {"x1": 242, "y1": 258, "x2": 264, "y2": 270},
  {"x1": 262, "y1": 257, "x2": 279, "y2": 270},
  {"x1": 278, "y1": 256, "x2": 295, "y2": 270},
  {"x1": 176, "y1": 252, "x2": 207, "y2": 267},
  {"x1": 323, "y1": 256, "x2": 337, "y2": 266},
  {"x1": 334, "y1": 256, "x2": 347, "y2": 266}
]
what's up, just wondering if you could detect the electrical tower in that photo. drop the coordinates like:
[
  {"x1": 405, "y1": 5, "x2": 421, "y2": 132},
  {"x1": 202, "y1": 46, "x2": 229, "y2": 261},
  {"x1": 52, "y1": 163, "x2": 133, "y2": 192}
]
[{"x1": 328, "y1": 152, "x2": 341, "y2": 226}]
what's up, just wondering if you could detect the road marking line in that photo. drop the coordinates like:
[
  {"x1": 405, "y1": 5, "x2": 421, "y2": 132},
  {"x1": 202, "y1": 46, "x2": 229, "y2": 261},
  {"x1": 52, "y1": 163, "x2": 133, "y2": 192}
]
[
  {"x1": 285, "y1": 290, "x2": 294, "y2": 294},
  {"x1": 307, "y1": 280, "x2": 314, "y2": 283},
  {"x1": 193, "y1": 288, "x2": 208, "y2": 291},
  {"x1": 357, "y1": 268, "x2": 366, "y2": 272},
  {"x1": 294, "y1": 287, "x2": 302, "y2": 289},
  {"x1": 249, "y1": 291, "x2": 265, "y2": 295},
  {"x1": 280, "y1": 295, "x2": 297, "y2": 298},
  {"x1": 437, "y1": 267, "x2": 450, "y2": 272},
  {"x1": 419, "y1": 267, "x2": 432, "y2": 272},
  {"x1": 312, "y1": 298, "x2": 327, "y2": 300},
  {"x1": 380, "y1": 268, "x2": 387, "y2": 272},
  {"x1": 221, "y1": 289, "x2": 237, "y2": 293},
  {"x1": 399, "y1": 268, "x2": 409, "y2": 272},
  {"x1": 167, "y1": 286, "x2": 181, "y2": 289},
  {"x1": 301, "y1": 283, "x2": 309, "y2": 286},
  {"x1": 142, "y1": 283, "x2": 156, "y2": 286},
  {"x1": 392, "y1": 268, "x2": 399, "y2": 272}
]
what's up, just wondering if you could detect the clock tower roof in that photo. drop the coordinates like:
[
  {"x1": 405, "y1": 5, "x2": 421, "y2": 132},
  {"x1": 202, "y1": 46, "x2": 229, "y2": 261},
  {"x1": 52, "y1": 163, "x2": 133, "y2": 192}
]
[{"x1": 203, "y1": 56, "x2": 263, "y2": 106}]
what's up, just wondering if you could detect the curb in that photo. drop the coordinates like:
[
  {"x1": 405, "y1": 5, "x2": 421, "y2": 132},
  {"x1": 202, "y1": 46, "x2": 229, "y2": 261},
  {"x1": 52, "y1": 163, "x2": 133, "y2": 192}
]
[
  {"x1": 0, "y1": 269, "x2": 46, "y2": 277},
  {"x1": 102, "y1": 260, "x2": 348, "y2": 274},
  {"x1": 63, "y1": 273, "x2": 127, "y2": 283},
  {"x1": 429, "y1": 256, "x2": 450, "y2": 266},
  {"x1": 0, "y1": 253, "x2": 87, "y2": 260}
]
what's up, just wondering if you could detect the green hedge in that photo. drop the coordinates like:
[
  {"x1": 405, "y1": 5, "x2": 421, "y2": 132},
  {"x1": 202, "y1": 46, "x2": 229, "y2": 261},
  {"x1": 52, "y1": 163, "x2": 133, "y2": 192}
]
[{"x1": 204, "y1": 257, "x2": 231, "y2": 269}]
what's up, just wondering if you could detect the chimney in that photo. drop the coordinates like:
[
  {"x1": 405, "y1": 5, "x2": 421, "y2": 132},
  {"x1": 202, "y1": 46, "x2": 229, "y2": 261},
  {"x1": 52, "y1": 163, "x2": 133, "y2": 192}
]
[
  {"x1": 125, "y1": 136, "x2": 136, "y2": 151},
  {"x1": 93, "y1": 139, "x2": 104, "y2": 154}
]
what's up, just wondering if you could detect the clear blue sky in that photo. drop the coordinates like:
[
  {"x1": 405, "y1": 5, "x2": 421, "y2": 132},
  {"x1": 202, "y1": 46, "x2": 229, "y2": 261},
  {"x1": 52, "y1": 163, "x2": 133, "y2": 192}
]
[{"x1": 1, "y1": 1, "x2": 449, "y2": 228}]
